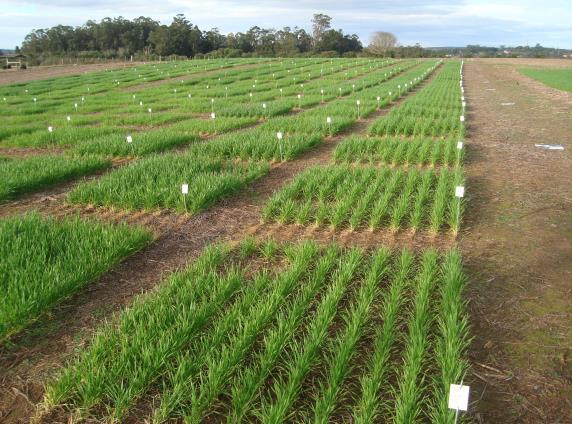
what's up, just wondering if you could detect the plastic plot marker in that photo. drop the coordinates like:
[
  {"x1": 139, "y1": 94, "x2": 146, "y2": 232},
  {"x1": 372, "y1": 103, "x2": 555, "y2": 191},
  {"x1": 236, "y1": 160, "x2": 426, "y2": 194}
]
[
  {"x1": 448, "y1": 383, "x2": 470, "y2": 423},
  {"x1": 181, "y1": 183, "x2": 189, "y2": 213},
  {"x1": 277, "y1": 131, "x2": 284, "y2": 161}
]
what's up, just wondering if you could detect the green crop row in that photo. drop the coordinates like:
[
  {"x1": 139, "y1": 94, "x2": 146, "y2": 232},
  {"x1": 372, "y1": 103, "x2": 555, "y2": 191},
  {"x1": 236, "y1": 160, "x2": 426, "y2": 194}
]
[
  {"x1": 263, "y1": 165, "x2": 465, "y2": 233},
  {"x1": 0, "y1": 154, "x2": 111, "y2": 201},
  {"x1": 334, "y1": 136, "x2": 463, "y2": 167},
  {"x1": 0, "y1": 212, "x2": 151, "y2": 342},
  {"x1": 42, "y1": 239, "x2": 469, "y2": 423},
  {"x1": 369, "y1": 61, "x2": 464, "y2": 138},
  {"x1": 68, "y1": 153, "x2": 269, "y2": 213}
]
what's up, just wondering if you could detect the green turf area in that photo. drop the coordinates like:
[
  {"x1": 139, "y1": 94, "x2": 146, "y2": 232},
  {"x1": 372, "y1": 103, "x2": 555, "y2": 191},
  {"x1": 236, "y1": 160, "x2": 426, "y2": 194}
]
[
  {"x1": 0, "y1": 155, "x2": 111, "y2": 201},
  {"x1": 44, "y1": 238, "x2": 469, "y2": 423},
  {"x1": 520, "y1": 68, "x2": 572, "y2": 92},
  {"x1": 0, "y1": 212, "x2": 151, "y2": 342}
]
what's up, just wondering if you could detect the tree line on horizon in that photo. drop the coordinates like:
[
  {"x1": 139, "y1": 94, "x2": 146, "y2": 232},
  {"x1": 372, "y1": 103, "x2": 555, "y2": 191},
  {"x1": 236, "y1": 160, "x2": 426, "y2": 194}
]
[{"x1": 18, "y1": 14, "x2": 430, "y2": 64}]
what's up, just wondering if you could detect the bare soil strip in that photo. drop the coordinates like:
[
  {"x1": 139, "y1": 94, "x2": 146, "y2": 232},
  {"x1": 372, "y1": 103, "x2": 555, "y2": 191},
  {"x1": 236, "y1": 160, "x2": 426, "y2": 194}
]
[
  {"x1": 0, "y1": 62, "x2": 138, "y2": 85},
  {"x1": 462, "y1": 59, "x2": 572, "y2": 423}
]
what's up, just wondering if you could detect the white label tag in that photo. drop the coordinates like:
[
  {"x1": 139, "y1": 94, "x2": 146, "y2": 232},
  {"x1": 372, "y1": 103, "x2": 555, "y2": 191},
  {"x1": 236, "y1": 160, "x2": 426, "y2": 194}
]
[
  {"x1": 326, "y1": 116, "x2": 332, "y2": 124},
  {"x1": 455, "y1": 186, "x2": 465, "y2": 198},
  {"x1": 148, "y1": 108, "x2": 152, "y2": 113},
  {"x1": 276, "y1": 132, "x2": 283, "y2": 140},
  {"x1": 48, "y1": 126, "x2": 53, "y2": 133},
  {"x1": 211, "y1": 112, "x2": 216, "y2": 119},
  {"x1": 181, "y1": 184, "x2": 189, "y2": 194},
  {"x1": 67, "y1": 116, "x2": 71, "y2": 121},
  {"x1": 448, "y1": 384, "x2": 470, "y2": 411},
  {"x1": 126, "y1": 135, "x2": 133, "y2": 143},
  {"x1": 460, "y1": 116, "x2": 465, "y2": 122},
  {"x1": 457, "y1": 141, "x2": 463, "y2": 149}
]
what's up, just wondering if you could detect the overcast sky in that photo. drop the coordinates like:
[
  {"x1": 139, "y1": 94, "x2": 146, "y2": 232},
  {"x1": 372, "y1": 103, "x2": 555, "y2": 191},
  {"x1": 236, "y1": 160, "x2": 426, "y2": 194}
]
[{"x1": 2, "y1": 0, "x2": 571, "y2": 49}]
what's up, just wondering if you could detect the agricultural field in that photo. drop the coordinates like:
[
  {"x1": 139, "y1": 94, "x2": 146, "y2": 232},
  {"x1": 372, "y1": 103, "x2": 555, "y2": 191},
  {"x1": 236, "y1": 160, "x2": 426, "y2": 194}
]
[
  {"x1": 0, "y1": 57, "x2": 474, "y2": 423},
  {"x1": 3, "y1": 53, "x2": 570, "y2": 424},
  {"x1": 42, "y1": 239, "x2": 468, "y2": 423}
]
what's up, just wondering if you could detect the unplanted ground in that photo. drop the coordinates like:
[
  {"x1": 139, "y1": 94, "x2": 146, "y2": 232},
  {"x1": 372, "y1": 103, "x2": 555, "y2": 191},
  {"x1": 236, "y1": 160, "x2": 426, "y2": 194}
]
[
  {"x1": 462, "y1": 59, "x2": 572, "y2": 422},
  {"x1": 0, "y1": 62, "x2": 137, "y2": 85}
]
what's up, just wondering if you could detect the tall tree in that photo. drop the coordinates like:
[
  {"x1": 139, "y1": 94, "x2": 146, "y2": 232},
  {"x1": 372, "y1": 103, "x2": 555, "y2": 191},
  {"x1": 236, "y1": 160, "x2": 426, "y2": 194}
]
[
  {"x1": 369, "y1": 31, "x2": 398, "y2": 56},
  {"x1": 311, "y1": 13, "x2": 332, "y2": 47}
]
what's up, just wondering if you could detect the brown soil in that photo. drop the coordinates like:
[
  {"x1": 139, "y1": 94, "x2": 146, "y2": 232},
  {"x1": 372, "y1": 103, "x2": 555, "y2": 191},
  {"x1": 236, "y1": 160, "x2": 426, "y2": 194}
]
[
  {"x1": 0, "y1": 62, "x2": 138, "y2": 85},
  {"x1": 0, "y1": 68, "x2": 434, "y2": 424},
  {"x1": 461, "y1": 59, "x2": 572, "y2": 422},
  {"x1": 475, "y1": 58, "x2": 572, "y2": 69}
]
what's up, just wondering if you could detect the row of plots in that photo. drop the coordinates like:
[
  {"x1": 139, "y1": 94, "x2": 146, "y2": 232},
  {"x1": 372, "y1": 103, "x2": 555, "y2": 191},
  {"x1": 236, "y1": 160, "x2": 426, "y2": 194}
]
[{"x1": 0, "y1": 58, "x2": 471, "y2": 423}]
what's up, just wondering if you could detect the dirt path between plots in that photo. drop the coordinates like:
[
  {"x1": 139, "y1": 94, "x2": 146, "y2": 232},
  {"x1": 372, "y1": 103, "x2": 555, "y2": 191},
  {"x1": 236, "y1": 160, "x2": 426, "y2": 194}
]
[
  {"x1": 0, "y1": 68, "x2": 443, "y2": 424},
  {"x1": 461, "y1": 59, "x2": 572, "y2": 422}
]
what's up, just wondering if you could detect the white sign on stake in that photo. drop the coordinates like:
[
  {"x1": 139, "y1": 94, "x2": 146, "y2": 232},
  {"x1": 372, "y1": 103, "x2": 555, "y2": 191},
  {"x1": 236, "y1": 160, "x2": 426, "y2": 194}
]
[
  {"x1": 262, "y1": 103, "x2": 267, "y2": 109},
  {"x1": 48, "y1": 126, "x2": 53, "y2": 133},
  {"x1": 276, "y1": 132, "x2": 283, "y2": 140},
  {"x1": 148, "y1": 108, "x2": 152, "y2": 113},
  {"x1": 457, "y1": 141, "x2": 464, "y2": 150},
  {"x1": 126, "y1": 135, "x2": 133, "y2": 143},
  {"x1": 460, "y1": 115, "x2": 465, "y2": 122},
  {"x1": 448, "y1": 384, "x2": 470, "y2": 411},
  {"x1": 326, "y1": 116, "x2": 332, "y2": 124},
  {"x1": 211, "y1": 112, "x2": 216, "y2": 119},
  {"x1": 181, "y1": 183, "x2": 189, "y2": 195},
  {"x1": 67, "y1": 116, "x2": 71, "y2": 121},
  {"x1": 455, "y1": 186, "x2": 465, "y2": 198}
]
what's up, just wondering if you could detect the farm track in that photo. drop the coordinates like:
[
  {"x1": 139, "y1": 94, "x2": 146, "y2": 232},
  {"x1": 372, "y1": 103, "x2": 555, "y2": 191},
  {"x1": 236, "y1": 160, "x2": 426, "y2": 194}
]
[
  {"x1": 0, "y1": 63, "x2": 440, "y2": 424},
  {"x1": 0, "y1": 62, "x2": 141, "y2": 85},
  {"x1": 461, "y1": 60, "x2": 572, "y2": 423}
]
